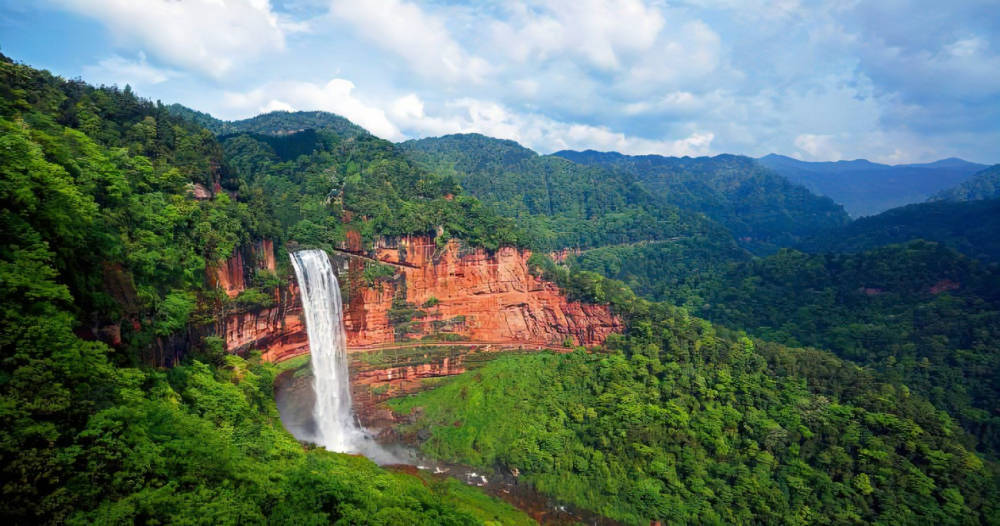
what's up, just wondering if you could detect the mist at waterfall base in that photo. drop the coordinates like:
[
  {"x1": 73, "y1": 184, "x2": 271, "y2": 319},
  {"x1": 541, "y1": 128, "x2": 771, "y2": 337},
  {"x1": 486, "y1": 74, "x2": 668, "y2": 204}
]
[
  {"x1": 285, "y1": 249, "x2": 408, "y2": 465},
  {"x1": 279, "y1": 250, "x2": 619, "y2": 524}
]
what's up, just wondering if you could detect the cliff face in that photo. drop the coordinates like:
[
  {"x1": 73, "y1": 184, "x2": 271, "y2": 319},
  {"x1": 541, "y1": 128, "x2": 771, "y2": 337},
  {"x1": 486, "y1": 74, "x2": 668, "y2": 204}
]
[
  {"x1": 342, "y1": 236, "x2": 623, "y2": 348},
  {"x1": 213, "y1": 236, "x2": 623, "y2": 362}
]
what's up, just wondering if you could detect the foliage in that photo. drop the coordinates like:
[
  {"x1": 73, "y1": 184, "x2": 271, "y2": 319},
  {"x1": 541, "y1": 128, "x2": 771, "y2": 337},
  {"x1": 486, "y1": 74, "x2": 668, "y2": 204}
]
[
  {"x1": 555, "y1": 150, "x2": 851, "y2": 254},
  {"x1": 0, "y1": 57, "x2": 530, "y2": 524},
  {"x1": 665, "y1": 241, "x2": 1000, "y2": 456},
  {"x1": 391, "y1": 308, "x2": 998, "y2": 525},
  {"x1": 566, "y1": 236, "x2": 751, "y2": 305},
  {"x1": 799, "y1": 199, "x2": 1000, "y2": 262},
  {"x1": 401, "y1": 133, "x2": 733, "y2": 251},
  {"x1": 168, "y1": 105, "x2": 368, "y2": 138},
  {"x1": 220, "y1": 130, "x2": 526, "y2": 254}
]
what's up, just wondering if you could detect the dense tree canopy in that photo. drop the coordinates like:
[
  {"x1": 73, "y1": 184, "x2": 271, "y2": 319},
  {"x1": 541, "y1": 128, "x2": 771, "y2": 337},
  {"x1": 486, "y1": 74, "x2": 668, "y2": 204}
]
[
  {"x1": 3, "y1": 55, "x2": 1000, "y2": 526},
  {"x1": 391, "y1": 289, "x2": 999, "y2": 524},
  {"x1": 555, "y1": 150, "x2": 850, "y2": 254},
  {"x1": 400, "y1": 133, "x2": 733, "y2": 251},
  {"x1": 0, "y1": 56, "x2": 531, "y2": 524},
  {"x1": 799, "y1": 199, "x2": 1000, "y2": 262},
  {"x1": 569, "y1": 240, "x2": 1000, "y2": 457}
]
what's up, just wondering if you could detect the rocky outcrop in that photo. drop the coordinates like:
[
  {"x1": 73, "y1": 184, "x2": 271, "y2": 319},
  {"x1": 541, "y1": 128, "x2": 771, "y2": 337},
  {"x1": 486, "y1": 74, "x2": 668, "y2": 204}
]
[
  {"x1": 212, "y1": 235, "x2": 623, "y2": 362},
  {"x1": 224, "y1": 285, "x2": 309, "y2": 363},
  {"x1": 342, "y1": 236, "x2": 623, "y2": 348}
]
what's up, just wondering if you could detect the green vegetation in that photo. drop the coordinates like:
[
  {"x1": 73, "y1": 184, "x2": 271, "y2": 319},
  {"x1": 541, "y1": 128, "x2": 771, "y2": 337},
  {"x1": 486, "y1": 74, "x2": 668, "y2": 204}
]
[
  {"x1": 5, "y1": 54, "x2": 1000, "y2": 526},
  {"x1": 570, "y1": 238, "x2": 1000, "y2": 456},
  {"x1": 169, "y1": 105, "x2": 369, "y2": 138},
  {"x1": 0, "y1": 57, "x2": 531, "y2": 524},
  {"x1": 566, "y1": 237, "x2": 751, "y2": 305},
  {"x1": 391, "y1": 320, "x2": 998, "y2": 524},
  {"x1": 555, "y1": 150, "x2": 850, "y2": 253},
  {"x1": 401, "y1": 133, "x2": 732, "y2": 251},
  {"x1": 220, "y1": 129, "x2": 525, "y2": 254},
  {"x1": 799, "y1": 199, "x2": 1000, "y2": 262},
  {"x1": 674, "y1": 242, "x2": 1000, "y2": 456}
]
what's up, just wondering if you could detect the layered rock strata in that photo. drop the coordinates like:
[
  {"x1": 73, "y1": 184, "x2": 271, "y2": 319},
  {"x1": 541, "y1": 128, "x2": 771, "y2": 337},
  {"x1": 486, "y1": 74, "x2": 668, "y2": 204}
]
[{"x1": 214, "y1": 236, "x2": 623, "y2": 362}]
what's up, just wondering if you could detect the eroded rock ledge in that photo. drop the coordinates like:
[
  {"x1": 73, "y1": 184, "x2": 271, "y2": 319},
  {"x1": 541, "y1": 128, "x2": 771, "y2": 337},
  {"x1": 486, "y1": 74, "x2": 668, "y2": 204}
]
[{"x1": 215, "y1": 236, "x2": 623, "y2": 362}]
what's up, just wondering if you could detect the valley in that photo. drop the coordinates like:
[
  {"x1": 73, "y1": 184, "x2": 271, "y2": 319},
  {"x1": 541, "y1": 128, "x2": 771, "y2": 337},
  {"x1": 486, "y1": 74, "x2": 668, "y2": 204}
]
[{"x1": 1, "y1": 52, "x2": 998, "y2": 526}]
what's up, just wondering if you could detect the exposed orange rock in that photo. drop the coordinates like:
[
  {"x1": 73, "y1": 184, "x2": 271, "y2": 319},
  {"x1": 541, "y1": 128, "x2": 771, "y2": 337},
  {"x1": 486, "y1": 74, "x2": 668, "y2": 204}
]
[
  {"x1": 351, "y1": 352, "x2": 469, "y2": 432},
  {"x1": 212, "y1": 235, "x2": 623, "y2": 362},
  {"x1": 550, "y1": 247, "x2": 582, "y2": 263},
  {"x1": 209, "y1": 248, "x2": 245, "y2": 298},
  {"x1": 344, "y1": 236, "x2": 623, "y2": 348},
  {"x1": 226, "y1": 284, "x2": 310, "y2": 363},
  {"x1": 253, "y1": 239, "x2": 276, "y2": 273}
]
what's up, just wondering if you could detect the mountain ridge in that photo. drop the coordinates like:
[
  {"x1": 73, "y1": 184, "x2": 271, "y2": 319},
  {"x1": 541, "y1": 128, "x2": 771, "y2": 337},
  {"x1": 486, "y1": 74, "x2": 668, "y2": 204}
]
[{"x1": 554, "y1": 148, "x2": 849, "y2": 254}]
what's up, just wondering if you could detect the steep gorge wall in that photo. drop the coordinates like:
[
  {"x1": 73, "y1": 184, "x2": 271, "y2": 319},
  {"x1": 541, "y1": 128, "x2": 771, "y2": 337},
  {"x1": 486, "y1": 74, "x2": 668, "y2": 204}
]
[
  {"x1": 214, "y1": 236, "x2": 623, "y2": 362},
  {"x1": 342, "y1": 236, "x2": 623, "y2": 348}
]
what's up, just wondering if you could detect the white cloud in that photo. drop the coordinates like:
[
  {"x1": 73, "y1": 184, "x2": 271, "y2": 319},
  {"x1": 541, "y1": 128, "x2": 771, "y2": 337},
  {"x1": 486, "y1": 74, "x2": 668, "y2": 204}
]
[
  {"x1": 39, "y1": 0, "x2": 998, "y2": 163},
  {"x1": 82, "y1": 52, "x2": 178, "y2": 87},
  {"x1": 490, "y1": 0, "x2": 665, "y2": 70},
  {"x1": 222, "y1": 79, "x2": 401, "y2": 139},
  {"x1": 794, "y1": 134, "x2": 841, "y2": 160},
  {"x1": 326, "y1": 0, "x2": 490, "y2": 83},
  {"x1": 389, "y1": 95, "x2": 714, "y2": 156},
  {"x1": 48, "y1": 0, "x2": 287, "y2": 78}
]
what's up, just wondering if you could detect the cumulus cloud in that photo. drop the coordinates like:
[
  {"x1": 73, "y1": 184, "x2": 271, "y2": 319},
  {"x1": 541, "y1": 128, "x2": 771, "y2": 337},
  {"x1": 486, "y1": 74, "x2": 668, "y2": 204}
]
[
  {"x1": 32, "y1": 0, "x2": 1000, "y2": 162},
  {"x1": 389, "y1": 95, "x2": 714, "y2": 156},
  {"x1": 794, "y1": 134, "x2": 841, "y2": 161},
  {"x1": 48, "y1": 0, "x2": 288, "y2": 78},
  {"x1": 82, "y1": 52, "x2": 178, "y2": 87},
  {"x1": 489, "y1": 0, "x2": 665, "y2": 70},
  {"x1": 326, "y1": 0, "x2": 491, "y2": 83}
]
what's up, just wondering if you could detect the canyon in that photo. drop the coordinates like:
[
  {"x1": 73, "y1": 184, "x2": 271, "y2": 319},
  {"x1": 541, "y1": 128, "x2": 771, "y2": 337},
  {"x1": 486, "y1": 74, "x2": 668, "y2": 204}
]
[{"x1": 215, "y1": 235, "x2": 623, "y2": 363}]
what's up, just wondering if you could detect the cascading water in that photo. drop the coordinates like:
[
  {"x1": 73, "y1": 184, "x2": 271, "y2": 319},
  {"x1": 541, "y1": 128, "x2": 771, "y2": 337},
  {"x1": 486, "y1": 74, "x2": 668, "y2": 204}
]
[{"x1": 289, "y1": 249, "x2": 365, "y2": 452}]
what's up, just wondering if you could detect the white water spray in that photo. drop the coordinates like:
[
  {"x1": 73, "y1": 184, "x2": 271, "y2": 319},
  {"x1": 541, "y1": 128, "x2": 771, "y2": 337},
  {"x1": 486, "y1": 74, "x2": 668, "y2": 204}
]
[{"x1": 290, "y1": 249, "x2": 364, "y2": 452}]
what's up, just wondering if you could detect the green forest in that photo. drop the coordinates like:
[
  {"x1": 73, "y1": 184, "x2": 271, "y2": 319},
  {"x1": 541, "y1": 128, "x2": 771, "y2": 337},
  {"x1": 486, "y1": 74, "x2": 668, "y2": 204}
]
[
  {"x1": 3, "y1": 54, "x2": 1000, "y2": 526},
  {"x1": 0, "y1": 56, "x2": 531, "y2": 524},
  {"x1": 553, "y1": 149, "x2": 850, "y2": 253},
  {"x1": 400, "y1": 133, "x2": 734, "y2": 252}
]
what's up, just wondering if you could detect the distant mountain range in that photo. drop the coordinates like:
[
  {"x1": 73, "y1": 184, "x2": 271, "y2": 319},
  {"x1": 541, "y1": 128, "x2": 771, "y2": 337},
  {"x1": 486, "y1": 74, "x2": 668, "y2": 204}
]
[
  {"x1": 758, "y1": 153, "x2": 987, "y2": 217},
  {"x1": 553, "y1": 149, "x2": 849, "y2": 253}
]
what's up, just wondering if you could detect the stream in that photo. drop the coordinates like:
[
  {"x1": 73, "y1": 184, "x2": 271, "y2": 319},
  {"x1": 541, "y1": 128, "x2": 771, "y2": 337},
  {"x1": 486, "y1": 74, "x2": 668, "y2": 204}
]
[{"x1": 274, "y1": 365, "x2": 617, "y2": 526}]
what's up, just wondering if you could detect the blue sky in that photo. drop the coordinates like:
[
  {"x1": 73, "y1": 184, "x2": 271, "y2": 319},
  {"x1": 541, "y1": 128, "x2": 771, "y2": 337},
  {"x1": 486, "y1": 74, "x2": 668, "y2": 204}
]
[{"x1": 2, "y1": 0, "x2": 998, "y2": 163}]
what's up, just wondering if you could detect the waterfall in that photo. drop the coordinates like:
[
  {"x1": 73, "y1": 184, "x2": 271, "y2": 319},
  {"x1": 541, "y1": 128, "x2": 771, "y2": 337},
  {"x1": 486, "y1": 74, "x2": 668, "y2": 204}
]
[{"x1": 289, "y1": 249, "x2": 363, "y2": 452}]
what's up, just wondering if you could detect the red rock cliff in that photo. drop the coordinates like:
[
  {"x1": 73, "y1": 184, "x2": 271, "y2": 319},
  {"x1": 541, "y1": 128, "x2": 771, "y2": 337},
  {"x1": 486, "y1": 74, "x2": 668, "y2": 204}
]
[
  {"x1": 213, "y1": 236, "x2": 623, "y2": 362},
  {"x1": 342, "y1": 236, "x2": 623, "y2": 348}
]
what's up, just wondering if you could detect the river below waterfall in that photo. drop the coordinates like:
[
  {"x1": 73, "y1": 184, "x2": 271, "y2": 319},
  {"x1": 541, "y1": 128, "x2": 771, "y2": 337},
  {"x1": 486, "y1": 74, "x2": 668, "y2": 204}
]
[
  {"x1": 285, "y1": 249, "x2": 614, "y2": 524},
  {"x1": 274, "y1": 364, "x2": 617, "y2": 526}
]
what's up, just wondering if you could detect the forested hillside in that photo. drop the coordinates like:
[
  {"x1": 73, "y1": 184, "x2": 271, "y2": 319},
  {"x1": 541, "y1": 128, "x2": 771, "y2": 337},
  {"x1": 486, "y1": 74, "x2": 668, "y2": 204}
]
[
  {"x1": 799, "y1": 199, "x2": 1000, "y2": 262},
  {"x1": 400, "y1": 133, "x2": 735, "y2": 251},
  {"x1": 570, "y1": 238, "x2": 1000, "y2": 454},
  {"x1": 4, "y1": 55, "x2": 999, "y2": 526},
  {"x1": 168, "y1": 104, "x2": 368, "y2": 138},
  {"x1": 931, "y1": 164, "x2": 1000, "y2": 202},
  {"x1": 555, "y1": 150, "x2": 849, "y2": 254},
  {"x1": 0, "y1": 57, "x2": 531, "y2": 524},
  {"x1": 390, "y1": 262, "x2": 1000, "y2": 524}
]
